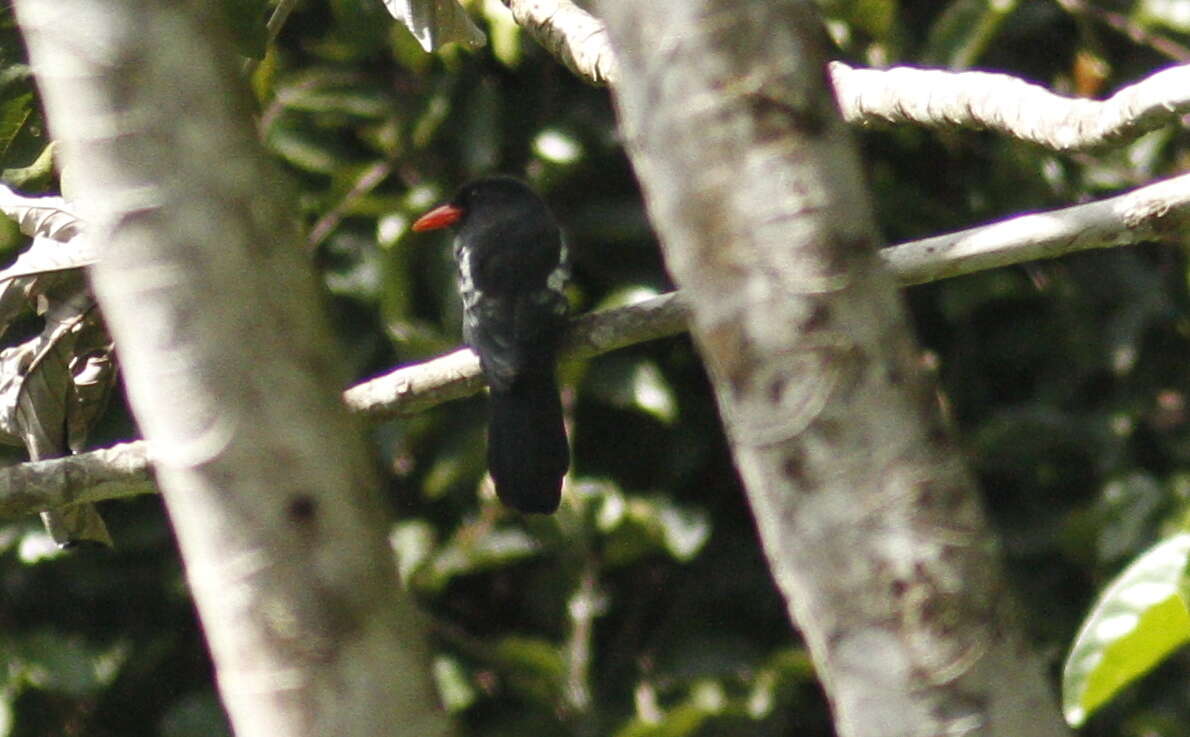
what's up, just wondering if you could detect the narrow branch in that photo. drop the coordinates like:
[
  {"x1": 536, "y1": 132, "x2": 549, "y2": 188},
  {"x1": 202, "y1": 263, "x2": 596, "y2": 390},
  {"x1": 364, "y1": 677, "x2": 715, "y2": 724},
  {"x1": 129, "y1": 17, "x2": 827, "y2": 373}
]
[
  {"x1": 497, "y1": 1, "x2": 1190, "y2": 152},
  {"x1": 345, "y1": 289, "x2": 686, "y2": 419},
  {"x1": 882, "y1": 172, "x2": 1190, "y2": 284},
  {"x1": 829, "y1": 61, "x2": 1190, "y2": 151},
  {"x1": 0, "y1": 441, "x2": 154, "y2": 518},
  {"x1": 4, "y1": 173, "x2": 1189, "y2": 518}
]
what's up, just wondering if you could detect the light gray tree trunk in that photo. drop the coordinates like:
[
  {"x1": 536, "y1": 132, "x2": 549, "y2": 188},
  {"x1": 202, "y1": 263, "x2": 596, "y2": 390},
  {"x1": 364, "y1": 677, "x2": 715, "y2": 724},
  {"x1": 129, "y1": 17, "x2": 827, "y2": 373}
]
[
  {"x1": 598, "y1": 1, "x2": 1070, "y2": 735},
  {"x1": 14, "y1": 1, "x2": 451, "y2": 736}
]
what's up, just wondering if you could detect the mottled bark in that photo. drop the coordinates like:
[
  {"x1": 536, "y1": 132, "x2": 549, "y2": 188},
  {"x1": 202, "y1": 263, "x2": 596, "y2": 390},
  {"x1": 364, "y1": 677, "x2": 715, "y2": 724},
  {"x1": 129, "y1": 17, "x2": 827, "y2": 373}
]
[
  {"x1": 14, "y1": 1, "x2": 450, "y2": 736},
  {"x1": 598, "y1": 1, "x2": 1070, "y2": 735}
]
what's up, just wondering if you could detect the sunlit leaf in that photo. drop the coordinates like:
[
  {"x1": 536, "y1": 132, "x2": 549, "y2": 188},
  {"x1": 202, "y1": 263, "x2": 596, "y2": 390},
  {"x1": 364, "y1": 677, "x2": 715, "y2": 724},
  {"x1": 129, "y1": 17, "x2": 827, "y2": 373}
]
[
  {"x1": 595, "y1": 285, "x2": 662, "y2": 311},
  {"x1": 481, "y1": 0, "x2": 522, "y2": 67},
  {"x1": 0, "y1": 694, "x2": 11, "y2": 737},
  {"x1": 391, "y1": 519, "x2": 437, "y2": 582},
  {"x1": 433, "y1": 655, "x2": 477, "y2": 712},
  {"x1": 747, "y1": 647, "x2": 815, "y2": 718},
  {"x1": 0, "y1": 91, "x2": 31, "y2": 162},
  {"x1": 815, "y1": 0, "x2": 898, "y2": 40},
  {"x1": 0, "y1": 185, "x2": 86, "y2": 243},
  {"x1": 2, "y1": 141, "x2": 54, "y2": 189},
  {"x1": 533, "y1": 129, "x2": 584, "y2": 166},
  {"x1": 12, "y1": 631, "x2": 127, "y2": 696},
  {"x1": 495, "y1": 636, "x2": 565, "y2": 682},
  {"x1": 17, "y1": 529, "x2": 63, "y2": 563},
  {"x1": 324, "y1": 231, "x2": 384, "y2": 299},
  {"x1": 656, "y1": 501, "x2": 710, "y2": 561},
  {"x1": 1135, "y1": 0, "x2": 1190, "y2": 33},
  {"x1": 411, "y1": 93, "x2": 452, "y2": 149},
  {"x1": 601, "y1": 494, "x2": 711, "y2": 567},
  {"x1": 425, "y1": 526, "x2": 541, "y2": 589},
  {"x1": 381, "y1": 0, "x2": 486, "y2": 52},
  {"x1": 265, "y1": 118, "x2": 358, "y2": 175},
  {"x1": 614, "y1": 695, "x2": 715, "y2": 737},
  {"x1": 1095, "y1": 473, "x2": 1164, "y2": 564},
  {"x1": 1062, "y1": 533, "x2": 1190, "y2": 726},
  {"x1": 275, "y1": 72, "x2": 392, "y2": 119},
  {"x1": 586, "y1": 356, "x2": 677, "y2": 423}
]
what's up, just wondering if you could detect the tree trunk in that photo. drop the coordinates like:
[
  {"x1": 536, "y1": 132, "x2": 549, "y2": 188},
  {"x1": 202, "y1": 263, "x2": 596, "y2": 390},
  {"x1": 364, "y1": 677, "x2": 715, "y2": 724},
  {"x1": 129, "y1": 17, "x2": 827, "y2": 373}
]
[
  {"x1": 15, "y1": 1, "x2": 451, "y2": 736},
  {"x1": 597, "y1": 1, "x2": 1070, "y2": 735}
]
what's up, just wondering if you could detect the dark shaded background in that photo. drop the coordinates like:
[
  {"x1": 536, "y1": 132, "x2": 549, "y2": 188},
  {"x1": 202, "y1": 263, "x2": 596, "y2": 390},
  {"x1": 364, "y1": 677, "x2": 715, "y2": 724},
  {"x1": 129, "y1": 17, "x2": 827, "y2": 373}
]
[{"x1": 1, "y1": 1, "x2": 1188, "y2": 735}]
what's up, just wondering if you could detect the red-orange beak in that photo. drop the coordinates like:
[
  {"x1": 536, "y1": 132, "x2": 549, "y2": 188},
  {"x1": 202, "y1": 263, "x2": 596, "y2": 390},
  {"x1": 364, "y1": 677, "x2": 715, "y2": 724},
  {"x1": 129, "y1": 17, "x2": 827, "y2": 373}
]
[{"x1": 412, "y1": 203, "x2": 465, "y2": 232}]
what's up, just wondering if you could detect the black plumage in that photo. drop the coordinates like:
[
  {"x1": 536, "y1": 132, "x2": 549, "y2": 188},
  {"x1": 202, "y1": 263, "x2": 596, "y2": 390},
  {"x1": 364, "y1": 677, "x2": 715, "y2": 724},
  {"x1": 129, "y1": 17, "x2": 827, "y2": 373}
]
[{"x1": 413, "y1": 177, "x2": 570, "y2": 513}]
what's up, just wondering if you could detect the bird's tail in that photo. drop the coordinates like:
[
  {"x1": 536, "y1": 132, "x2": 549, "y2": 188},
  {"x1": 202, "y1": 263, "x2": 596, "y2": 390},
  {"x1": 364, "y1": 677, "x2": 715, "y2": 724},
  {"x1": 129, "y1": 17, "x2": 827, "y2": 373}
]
[{"x1": 487, "y1": 370, "x2": 569, "y2": 513}]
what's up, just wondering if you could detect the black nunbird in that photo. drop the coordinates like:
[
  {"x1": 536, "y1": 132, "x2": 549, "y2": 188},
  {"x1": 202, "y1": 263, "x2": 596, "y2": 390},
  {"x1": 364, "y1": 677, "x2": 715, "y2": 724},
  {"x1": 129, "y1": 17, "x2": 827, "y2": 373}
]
[{"x1": 413, "y1": 177, "x2": 570, "y2": 513}]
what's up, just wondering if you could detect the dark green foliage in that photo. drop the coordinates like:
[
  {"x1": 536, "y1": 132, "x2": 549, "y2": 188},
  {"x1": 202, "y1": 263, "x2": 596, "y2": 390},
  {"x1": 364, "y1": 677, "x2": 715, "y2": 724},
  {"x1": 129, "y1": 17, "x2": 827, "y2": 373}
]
[{"x1": 1, "y1": 1, "x2": 1189, "y2": 735}]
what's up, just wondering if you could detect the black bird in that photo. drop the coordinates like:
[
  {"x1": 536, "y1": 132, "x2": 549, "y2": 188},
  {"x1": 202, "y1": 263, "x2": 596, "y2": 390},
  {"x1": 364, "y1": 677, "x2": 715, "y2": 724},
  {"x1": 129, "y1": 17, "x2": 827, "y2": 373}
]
[{"x1": 412, "y1": 177, "x2": 570, "y2": 513}]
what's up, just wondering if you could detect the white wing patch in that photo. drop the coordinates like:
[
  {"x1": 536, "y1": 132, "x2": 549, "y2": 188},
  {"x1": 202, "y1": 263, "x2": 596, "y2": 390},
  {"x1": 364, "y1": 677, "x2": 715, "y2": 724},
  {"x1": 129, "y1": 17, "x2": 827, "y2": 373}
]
[
  {"x1": 456, "y1": 241, "x2": 481, "y2": 310},
  {"x1": 546, "y1": 240, "x2": 569, "y2": 316}
]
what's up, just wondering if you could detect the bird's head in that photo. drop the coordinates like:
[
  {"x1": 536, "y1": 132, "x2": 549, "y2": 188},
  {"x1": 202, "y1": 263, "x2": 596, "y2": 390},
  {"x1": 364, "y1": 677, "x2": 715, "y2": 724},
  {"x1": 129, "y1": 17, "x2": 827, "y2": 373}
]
[{"x1": 412, "y1": 176, "x2": 549, "y2": 234}]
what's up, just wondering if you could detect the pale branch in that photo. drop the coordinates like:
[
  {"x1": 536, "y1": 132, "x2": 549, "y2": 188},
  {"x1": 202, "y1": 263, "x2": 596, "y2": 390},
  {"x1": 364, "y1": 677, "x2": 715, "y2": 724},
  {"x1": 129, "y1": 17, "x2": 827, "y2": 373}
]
[
  {"x1": 829, "y1": 61, "x2": 1190, "y2": 151},
  {"x1": 496, "y1": 0, "x2": 1190, "y2": 152},
  {"x1": 3, "y1": 173, "x2": 1188, "y2": 518},
  {"x1": 0, "y1": 440, "x2": 153, "y2": 519},
  {"x1": 344, "y1": 289, "x2": 687, "y2": 420},
  {"x1": 500, "y1": 0, "x2": 617, "y2": 85},
  {"x1": 0, "y1": 293, "x2": 690, "y2": 517},
  {"x1": 882, "y1": 171, "x2": 1190, "y2": 284}
]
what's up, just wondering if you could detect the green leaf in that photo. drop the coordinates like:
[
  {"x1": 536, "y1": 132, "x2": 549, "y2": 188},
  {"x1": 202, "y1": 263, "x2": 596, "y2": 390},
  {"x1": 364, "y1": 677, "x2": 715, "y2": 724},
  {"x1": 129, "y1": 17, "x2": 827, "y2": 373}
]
[
  {"x1": 495, "y1": 636, "x2": 565, "y2": 681},
  {"x1": 12, "y1": 631, "x2": 128, "y2": 696},
  {"x1": 1134, "y1": 0, "x2": 1190, "y2": 33},
  {"x1": 493, "y1": 636, "x2": 566, "y2": 702},
  {"x1": 922, "y1": 0, "x2": 1019, "y2": 68},
  {"x1": 815, "y1": 0, "x2": 898, "y2": 40},
  {"x1": 425, "y1": 526, "x2": 541, "y2": 589},
  {"x1": 586, "y1": 357, "x2": 677, "y2": 424},
  {"x1": 614, "y1": 682, "x2": 725, "y2": 737},
  {"x1": 391, "y1": 519, "x2": 437, "y2": 582},
  {"x1": 275, "y1": 72, "x2": 393, "y2": 119},
  {"x1": 382, "y1": 0, "x2": 486, "y2": 52},
  {"x1": 481, "y1": 0, "x2": 523, "y2": 67},
  {"x1": 0, "y1": 91, "x2": 32, "y2": 162},
  {"x1": 2, "y1": 141, "x2": 55, "y2": 188},
  {"x1": 432, "y1": 655, "x2": 477, "y2": 712},
  {"x1": 601, "y1": 495, "x2": 711, "y2": 566},
  {"x1": 0, "y1": 692, "x2": 11, "y2": 737},
  {"x1": 1062, "y1": 533, "x2": 1190, "y2": 727},
  {"x1": 655, "y1": 501, "x2": 710, "y2": 561}
]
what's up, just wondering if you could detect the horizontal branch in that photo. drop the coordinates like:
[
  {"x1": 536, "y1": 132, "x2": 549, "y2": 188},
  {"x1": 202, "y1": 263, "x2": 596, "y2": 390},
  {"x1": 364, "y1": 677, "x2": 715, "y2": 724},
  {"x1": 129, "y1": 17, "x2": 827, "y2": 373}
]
[
  {"x1": 344, "y1": 290, "x2": 686, "y2": 419},
  {"x1": 829, "y1": 61, "x2": 1190, "y2": 151},
  {"x1": 4, "y1": 173, "x2": 1189, "y2": 519},
  {"x1": 0, "y1": 441, "x2": 154, "y2": 519},
  {"x1": 882, "y1": 172, "x2": 1190, "y2": 284},
  {"x1": 500, "y1": 0, "x2": 1190, "y2": 152}
]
